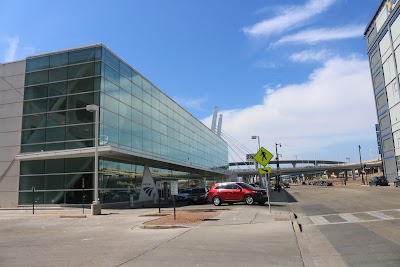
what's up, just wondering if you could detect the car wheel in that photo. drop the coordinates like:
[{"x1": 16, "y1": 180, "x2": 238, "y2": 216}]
[
  {"x1": 244, "y1": 195, "x2": 254, "y2": 205},
  {"x1": 212, "y1": 196, "x2": 221, "y2": 206},
  {"x1": 258, "y1": 201, "x2": 266, "y2": 205}
]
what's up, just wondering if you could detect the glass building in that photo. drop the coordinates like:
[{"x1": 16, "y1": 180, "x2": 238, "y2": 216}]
[
  {"x1": 365, "y1": 0, "x2": 400, "y2": 181},
  {"x1": 1, "y1": 44, "x2": 229, "y2": 206}
]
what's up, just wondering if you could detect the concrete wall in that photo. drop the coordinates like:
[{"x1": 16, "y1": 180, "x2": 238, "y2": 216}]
[{"x1": 0, "y1": 60, "x2": 25, "y2": 207}]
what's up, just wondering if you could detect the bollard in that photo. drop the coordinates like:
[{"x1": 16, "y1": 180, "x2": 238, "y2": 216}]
[{"x1": 32, "y1": 186, "x2": 35, "y2": 215}]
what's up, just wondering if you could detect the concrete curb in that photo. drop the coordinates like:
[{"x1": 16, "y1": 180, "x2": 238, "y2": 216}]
[
  {"x1": 60, "y1": 215, "x2": 87, "y2": 218},
  {"x1": 138, "y1": 224, "x2": 189, "y2": 229}
]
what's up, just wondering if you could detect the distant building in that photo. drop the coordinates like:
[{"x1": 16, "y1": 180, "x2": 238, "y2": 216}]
[
  {"x1": 0, "y1": 44, "x2": 229, "y2": 207},
  {"x1": 365, "y1": 0, "x2": 400, "y2": 181}
]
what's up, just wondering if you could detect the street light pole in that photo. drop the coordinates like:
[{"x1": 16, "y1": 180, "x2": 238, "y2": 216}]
[
  {"x1": 275, "y1": 142, "x2": 281, "y2": 192},
  {"x1": 251, "y1": 136, "x2": 261, "y2": 185},
  {"x1": 359, "y1": 145, "x2": 364, "y2": 185},
  {"x1": 86, "y1": 104, "x2": 101, "y2": 215}
]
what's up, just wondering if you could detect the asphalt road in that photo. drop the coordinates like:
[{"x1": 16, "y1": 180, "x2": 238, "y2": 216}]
[{"x1": 288, "y1": 184, "x2": 400, "y2": 267}]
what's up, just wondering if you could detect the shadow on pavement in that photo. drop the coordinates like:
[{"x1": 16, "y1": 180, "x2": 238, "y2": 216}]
[{"x1": 270, "y1": 189, "x2": 298, "y2": 203}]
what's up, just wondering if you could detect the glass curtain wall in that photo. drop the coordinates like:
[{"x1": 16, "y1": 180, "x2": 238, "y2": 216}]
[
  {"x1": 100, "y1": 46, "x2": 228, "y2": 171},
  {"x1": 20, "y1": 47, "x2": 102, "y2": 204},
  {"x1": 19, "y1": 45, "x2": 228, "y2": 205}
]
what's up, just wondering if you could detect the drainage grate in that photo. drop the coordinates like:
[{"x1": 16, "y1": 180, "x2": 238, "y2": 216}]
[{"x1": 275, "y1": 217, "x2": 289, "y2": 221}]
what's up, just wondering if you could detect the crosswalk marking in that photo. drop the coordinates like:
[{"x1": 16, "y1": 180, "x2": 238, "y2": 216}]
[
  {"x1": 309, "y1": 216, "x2": 330, "y2": 225},
  {"x1": 308, "y1": 209, "x2": 400, "y2": 225},
  {"x1": 366, "y1": 211, "x2": 395, "y2": 220},
  {"x1": 338, "y1": 213, "x2": 363, "y2": 223}
]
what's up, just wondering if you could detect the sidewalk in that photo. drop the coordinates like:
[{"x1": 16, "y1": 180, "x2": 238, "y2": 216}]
[
  {"x1": 0, "y1": 190, "x2": 339, "y2": 267},
  {"x1": 123, "y1": 190, "x2": 304, "y2": 267}
]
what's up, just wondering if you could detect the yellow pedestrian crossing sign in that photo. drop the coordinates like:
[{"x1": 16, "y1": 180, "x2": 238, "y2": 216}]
[
  {"x1": 254, "y1": 147, "x2": 273, "y2": 167},
  {"x1": 259, "y1": 167, "x2": 272, "y2": 174}
]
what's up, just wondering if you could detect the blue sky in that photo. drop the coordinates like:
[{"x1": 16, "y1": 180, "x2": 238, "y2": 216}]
[{"x1": 0, "y1": 0, "x2": 383, "y2": 163}]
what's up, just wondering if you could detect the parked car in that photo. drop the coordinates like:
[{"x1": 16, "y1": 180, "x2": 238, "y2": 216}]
[
  {"x1": 282, "y1": 180, "x2": 290, "y2": 188},
  {"x1": 208, "y1": 182, "x2": 268, "y2": 206},
  {"x1": 394, "y1": 177, "x2": 400, "y2": 187},
  {"x1": 176, "y1": 188, "x2": 192, "y2": 201},
  {"x1": 319, "y1": 180, "x2": 333, "y2": 186},
  {"x1": 369, "y1": 176, "x2": 389, "y2": 186},
  {"x1": 187, "y1": 187, "x2": 209, "y2": 204}
]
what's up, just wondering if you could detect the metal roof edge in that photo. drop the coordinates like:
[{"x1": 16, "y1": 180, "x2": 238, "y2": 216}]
[{"x1": 364, "y1": 0, "x2": 386, "y2": 36}]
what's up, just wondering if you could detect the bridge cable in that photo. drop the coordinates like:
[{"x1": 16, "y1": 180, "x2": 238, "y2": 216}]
[{"x1": 220, "y1": 131, "x2": 253, "y2": 169}]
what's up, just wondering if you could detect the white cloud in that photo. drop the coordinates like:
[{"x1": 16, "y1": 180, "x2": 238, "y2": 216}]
[
  {"x1": 242, "y1": 0, "x2": 336, "y2": 37},
  {"x1": 202, "y1": 55, "x2": 377, "y2": 161},
  {"x1": 289, "y1": 49, "x2": 331, "y2": 62},
  {"x1": 173, "y1": 96, "x2": 206, "y2": 111},
  {"x1": 2, "y1": 36, "x2": 35, "y2": 63},
  {"x1": 274, "y1": 25, "x2": 365, "y2": 45},
  {"x1": 4, "y1": 36, "x2": 19, "y2": 62}
]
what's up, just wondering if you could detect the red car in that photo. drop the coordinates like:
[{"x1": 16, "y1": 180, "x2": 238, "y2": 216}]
[{"x1": 208, "y1": 182, "x2": 268, "y2": 206}]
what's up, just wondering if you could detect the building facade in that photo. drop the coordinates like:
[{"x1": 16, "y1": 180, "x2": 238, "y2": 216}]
[
  {"x1": 0, "y1": 44, "x2": 229, "y2": 207},
  {"x1": 365, "y1": 0, "x2": 400, "y2": 181}
]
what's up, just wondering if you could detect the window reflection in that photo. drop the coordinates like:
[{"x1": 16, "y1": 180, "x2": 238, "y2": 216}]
[
  {"x1": 22, "y1": 114, "x2": 47, "y2": 129},
  {"x1": 25, "y1": 70, "x2": 49, "y2": 86},
  {"x1": 26, "y1": 56, "x2": 49, "y2": 72},
  {"x1": 24, "y1": 85, "x2": 48, "y2": 100},
  {"x1": 50, "y1": 53, "x2": 68, "y2": 68},
  {"x1": 67, "y1": 124, "x2": 93, "y2": 140},
  {"x1": 68, "y1": 63, "x2": 95, "y2": 80},
  {"x1": 49, "y1": 67, "x2": 68, "y2": 82},
  {"x1": 68, "y1": 48, "x2": 95, "y2": 65},
  {"x1": 68, "y1": 77, "x2": 94, "y2": 94},
  {"x1": 48, "y1": 82, "x2": 67, "y2": 97}
]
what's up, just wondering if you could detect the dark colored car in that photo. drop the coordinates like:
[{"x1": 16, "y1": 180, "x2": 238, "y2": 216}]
[
  {"x1": 208, "y1": 182, "x2": 268, "y2": 206},
  {"x1": 394, "y1": 177, "x2": 400, "y2": 187},
  {"x1": 319, "y1": 180, "x2": 333, "y2": 186},
  {"x1": 249, "y1": 183, "x2": 260, "y2": 188},
  {"x1": 187, "y1": 188, "x2": 209, "y2": 204},
  {"x1": 176, "y1": 188, "x2": 192, "y2": 201},
  {"x1": 369, "y1": 176, "x2": 389, "y2": 186},
  {"x1": 282, "y1": 180, "x2": 290, "y2": 188}
]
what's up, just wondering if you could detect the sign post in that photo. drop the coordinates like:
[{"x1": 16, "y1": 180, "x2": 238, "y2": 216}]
[
  {"x1": 32, "y1": 186, "x2": 35, "y2": 215},
  {"x1": 260, "y1": 167, "x2": 272, "y2": 213},
  {"x1": 171, "y1": 181, "x2": 178, "y2": 220},
  {"x1": 255, "y1": 147, "x2": 274, "y2": 214},
  {"x1": 82, "y1": 177, "x2": 85, "y2": 214},
  {"x1": 156, "y1": 181, "x2": 161, "y2": 213}
]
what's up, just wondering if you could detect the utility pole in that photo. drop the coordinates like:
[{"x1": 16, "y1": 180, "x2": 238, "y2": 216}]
[
  {"x1": 252, "y1": 136, "x2": 261, "y2": 186},
  {"x1": 275, "y1": 143, "x2": 281, "y2": 192},
  {"x1": 359, "y1": 145, "x2": 365, "y2": 185}
]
